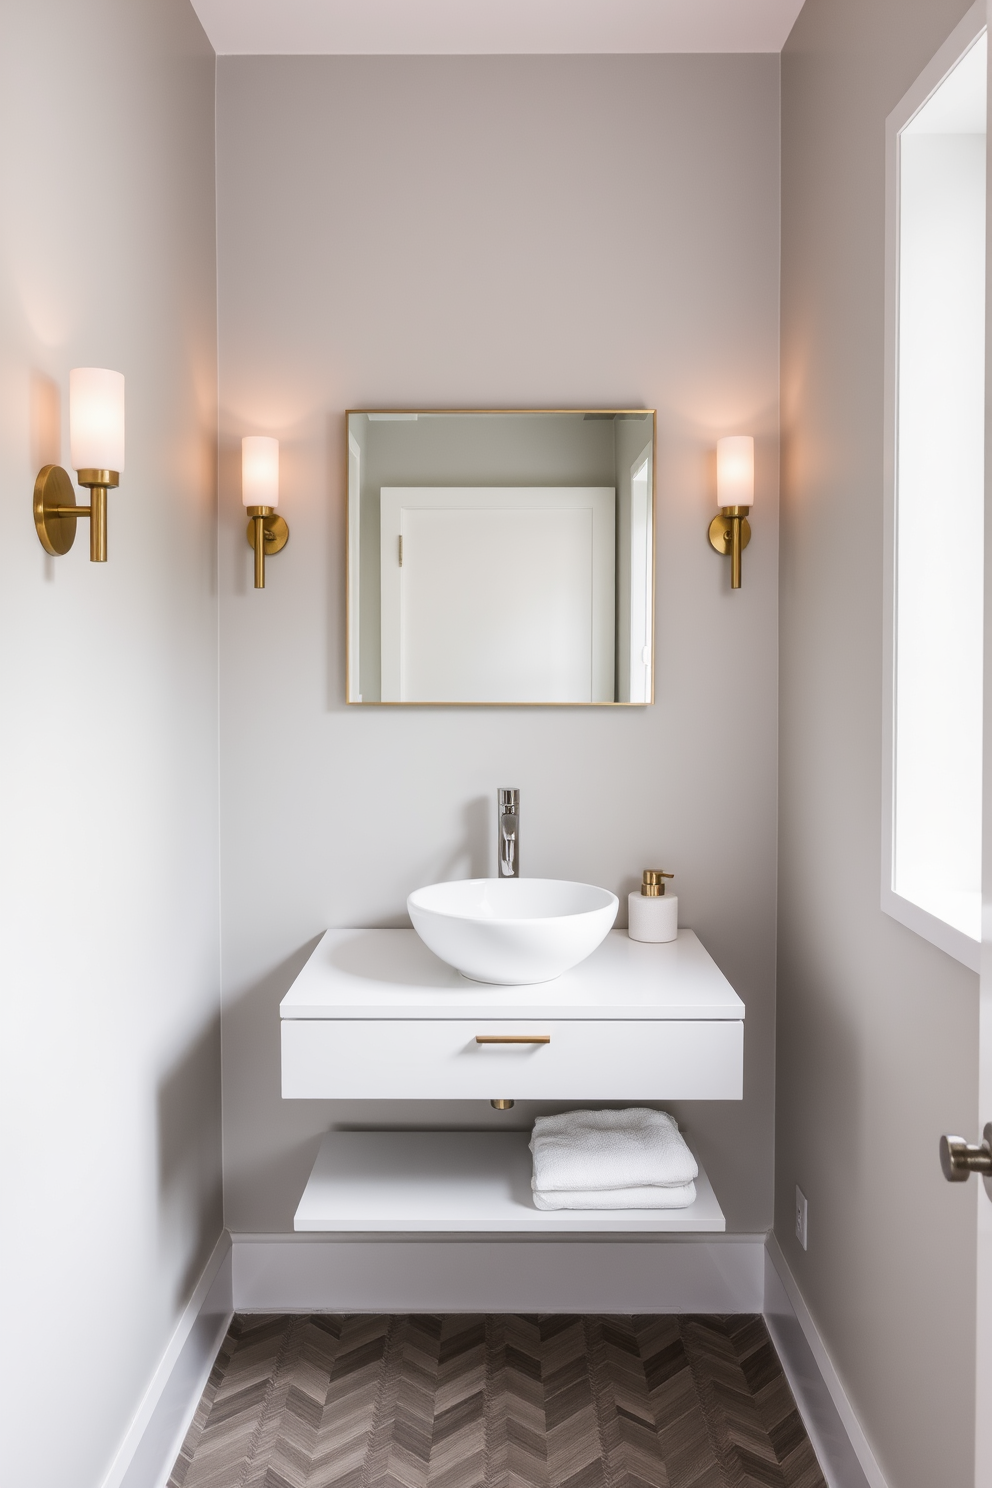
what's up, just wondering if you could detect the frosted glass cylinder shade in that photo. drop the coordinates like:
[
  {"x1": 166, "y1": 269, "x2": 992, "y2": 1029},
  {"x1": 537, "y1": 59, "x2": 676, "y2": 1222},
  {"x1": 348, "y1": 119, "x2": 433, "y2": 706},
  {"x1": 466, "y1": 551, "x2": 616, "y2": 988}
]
[
  {"x1": 716, "y1": 435, "x2": 754, "y2": 508},
  {"x1": 242, "y1": 436, "x2": 279, "y2": 508},
  {"x1": 70, "y1": 368, "x2": 125, "y2": 473}
]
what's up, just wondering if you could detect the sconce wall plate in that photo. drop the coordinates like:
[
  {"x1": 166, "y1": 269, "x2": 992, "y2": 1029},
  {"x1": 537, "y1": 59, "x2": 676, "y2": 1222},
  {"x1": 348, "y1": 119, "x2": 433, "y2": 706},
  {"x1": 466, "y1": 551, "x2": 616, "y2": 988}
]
[
  {"x1": 246, "y1": 504, "x2": 289, "y2": 588},
  {"x1": 708, "y1": 511, "x2": 752, "y2": 556},
  {"x1": 246, "y1": 508, "x2": 290, "y2": 554},
  {"x1": 34, "y1": 464, "x2": 77, "y2": 556}
]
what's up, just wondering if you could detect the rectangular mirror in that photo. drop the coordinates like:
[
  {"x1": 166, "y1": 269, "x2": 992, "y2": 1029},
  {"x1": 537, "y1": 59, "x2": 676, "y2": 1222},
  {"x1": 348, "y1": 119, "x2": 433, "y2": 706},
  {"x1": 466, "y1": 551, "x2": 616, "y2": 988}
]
[{"x1": 347, "y1": 410, "x2": 656, "y2": 705}]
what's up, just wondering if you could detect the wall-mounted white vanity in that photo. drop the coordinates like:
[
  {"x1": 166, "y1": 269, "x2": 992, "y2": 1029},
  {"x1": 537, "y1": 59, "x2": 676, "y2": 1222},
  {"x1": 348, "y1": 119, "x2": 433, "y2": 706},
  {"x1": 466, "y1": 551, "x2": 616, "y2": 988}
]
[{"x1": 280, "y1": 928, "x2": 744, "y2": 1235}]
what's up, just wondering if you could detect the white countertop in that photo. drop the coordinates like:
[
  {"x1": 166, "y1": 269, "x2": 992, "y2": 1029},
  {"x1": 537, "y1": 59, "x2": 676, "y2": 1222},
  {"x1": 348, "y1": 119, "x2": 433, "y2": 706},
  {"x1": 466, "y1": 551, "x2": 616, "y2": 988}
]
[
  {"x1": 279, "y1": 927, "x2": 744, "y2": 1021},
  {"x1": 294, "y1": 1130, "x2": 726, "y2": 1233}
]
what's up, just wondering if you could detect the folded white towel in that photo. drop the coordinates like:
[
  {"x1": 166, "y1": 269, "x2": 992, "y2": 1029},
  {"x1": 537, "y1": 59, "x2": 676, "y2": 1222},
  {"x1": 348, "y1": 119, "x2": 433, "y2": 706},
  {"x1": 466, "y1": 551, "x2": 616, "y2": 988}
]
[
  {"x1": 530, "y1": 1108, "x2": 697, "y2": 1192},
  {"x1": 532, "y1": 1181, "x2": 697, "y2": 1210}
]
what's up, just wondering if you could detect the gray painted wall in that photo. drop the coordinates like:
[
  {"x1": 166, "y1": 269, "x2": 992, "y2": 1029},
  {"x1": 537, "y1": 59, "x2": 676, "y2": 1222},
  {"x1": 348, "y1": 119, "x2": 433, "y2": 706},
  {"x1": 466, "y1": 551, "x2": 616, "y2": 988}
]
[
  {"x1": 216, "y1": 55, "x2": 781, "y2": 1236},
  {"x1": 0, "y1": 3, "x2": 221, "y2": 1485},
  {"x1": 779, "y1": 2, "x2": 980, "y2": 1485}
]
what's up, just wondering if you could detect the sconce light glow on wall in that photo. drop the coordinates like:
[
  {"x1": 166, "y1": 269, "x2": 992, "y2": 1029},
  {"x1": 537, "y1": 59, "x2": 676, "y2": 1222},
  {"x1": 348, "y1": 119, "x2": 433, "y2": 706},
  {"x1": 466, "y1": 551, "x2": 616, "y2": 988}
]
[
  {"x1": 34, "y1": 368, "x2": 125, "y2": 562},
  {"x1": 708, "y1": 435, "x2": 754, "y2": 589},
  {"x1": 242, "y1": 436, "x2": 289, "y2": 588}
]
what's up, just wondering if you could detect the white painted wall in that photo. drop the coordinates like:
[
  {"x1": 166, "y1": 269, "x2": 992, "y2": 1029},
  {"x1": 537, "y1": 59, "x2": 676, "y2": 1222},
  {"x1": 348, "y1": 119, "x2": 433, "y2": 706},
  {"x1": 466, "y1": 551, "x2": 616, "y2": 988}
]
[
  {"x1": 0, "y1": 4, "x2": 221, "y2": 1486},
  {"x1": 779, "y1": 2, "x2": 981, "y2": 1486},
  {"x1": 216, "y1": 55, "x2": 781, "y2": 1237}
]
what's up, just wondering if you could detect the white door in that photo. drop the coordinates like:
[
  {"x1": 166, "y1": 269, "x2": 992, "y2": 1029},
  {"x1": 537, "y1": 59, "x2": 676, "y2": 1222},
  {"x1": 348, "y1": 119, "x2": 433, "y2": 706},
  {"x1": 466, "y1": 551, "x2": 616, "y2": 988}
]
[
  {"x1": 970, "y1": 5, "x2": 992, "y2": 1481},
  {"x1": 379, "y1": 487, "x2": 616, "y2": 703},
  {"x1": 887, "y1": 15, "x2": 992, "y2": 1481},
  {"x1": 979, "y1": 10, "x2": 992, "y2": 1477}
]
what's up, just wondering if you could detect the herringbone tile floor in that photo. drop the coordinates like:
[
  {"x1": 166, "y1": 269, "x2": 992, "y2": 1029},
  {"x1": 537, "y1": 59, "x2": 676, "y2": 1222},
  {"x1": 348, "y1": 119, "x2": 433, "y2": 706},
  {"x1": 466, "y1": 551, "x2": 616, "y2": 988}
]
[{"x1": 168, "y1": 1314, "x2": 825, "y2": 1488}]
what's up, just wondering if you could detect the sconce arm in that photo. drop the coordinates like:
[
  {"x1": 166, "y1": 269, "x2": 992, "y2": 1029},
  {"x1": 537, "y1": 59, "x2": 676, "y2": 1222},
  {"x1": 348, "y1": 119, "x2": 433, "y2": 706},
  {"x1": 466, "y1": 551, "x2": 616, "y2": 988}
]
[
  {"x1": 34, "y1": 464, "x2": 121, "y2": 562},
  {"x1": 708, "y1": 505, "x2": 752, "y2": 590},
  {"x1": 245, "y1": 504, "x2": 290, "y2": 590}
]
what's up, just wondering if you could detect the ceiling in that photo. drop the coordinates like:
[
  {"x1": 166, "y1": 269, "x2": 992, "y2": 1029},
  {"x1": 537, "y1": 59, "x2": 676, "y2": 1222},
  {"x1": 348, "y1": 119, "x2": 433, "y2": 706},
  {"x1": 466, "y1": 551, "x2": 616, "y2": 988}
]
[{"x1": 190, "y1": 0, "x2": 806, "y2": 56}]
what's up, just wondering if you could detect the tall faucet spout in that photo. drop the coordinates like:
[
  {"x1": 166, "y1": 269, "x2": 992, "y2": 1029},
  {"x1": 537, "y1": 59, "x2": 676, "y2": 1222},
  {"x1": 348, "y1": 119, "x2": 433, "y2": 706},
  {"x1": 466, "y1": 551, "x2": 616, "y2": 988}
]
[{"x1": 498, "y1": 788, "x2": 520, "y2": 878}]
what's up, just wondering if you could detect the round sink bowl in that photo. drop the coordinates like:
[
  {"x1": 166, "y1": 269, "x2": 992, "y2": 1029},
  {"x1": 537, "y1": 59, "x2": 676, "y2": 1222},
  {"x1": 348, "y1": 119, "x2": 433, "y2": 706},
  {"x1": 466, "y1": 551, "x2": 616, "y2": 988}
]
[{"x1": 407, "y1": 877, "x2": 619, "y2": 985}]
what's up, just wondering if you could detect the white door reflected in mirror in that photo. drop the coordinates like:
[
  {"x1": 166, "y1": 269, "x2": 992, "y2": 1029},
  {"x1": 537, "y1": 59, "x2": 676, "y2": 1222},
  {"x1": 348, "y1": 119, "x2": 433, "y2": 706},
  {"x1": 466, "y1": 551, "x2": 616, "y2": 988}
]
[
  {"x1": 625, "y1": 447, "x2": 653, "y2": 705},
  {"x1": 380, "y1": 487, "x2": 615, "y2": 704}
]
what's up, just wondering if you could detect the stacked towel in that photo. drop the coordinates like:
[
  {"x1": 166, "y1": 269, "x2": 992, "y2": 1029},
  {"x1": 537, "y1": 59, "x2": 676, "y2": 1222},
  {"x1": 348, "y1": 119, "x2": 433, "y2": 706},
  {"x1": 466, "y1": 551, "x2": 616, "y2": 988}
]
[
  {"x1": 532, "y1": 1183, "x2": 696, "y2": 1211},
  {"x1": 529, "y1": 1108, "x2": 698, "y2": 1210}
]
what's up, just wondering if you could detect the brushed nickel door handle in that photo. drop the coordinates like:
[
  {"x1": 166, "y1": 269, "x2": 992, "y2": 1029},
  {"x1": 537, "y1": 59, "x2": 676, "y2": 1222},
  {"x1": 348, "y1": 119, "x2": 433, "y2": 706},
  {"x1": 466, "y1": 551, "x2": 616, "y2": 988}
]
[
  {"x1": 939, "y1": 1124, "x2": 992, "y2": 1181},
  {"x1": 475, "y1": 1034, "x2": 551, "y2": 1044}
]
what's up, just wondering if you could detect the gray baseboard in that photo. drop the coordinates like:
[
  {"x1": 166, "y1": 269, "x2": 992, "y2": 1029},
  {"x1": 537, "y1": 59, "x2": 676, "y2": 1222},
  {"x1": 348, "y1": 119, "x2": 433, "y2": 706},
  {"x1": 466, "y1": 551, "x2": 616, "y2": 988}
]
[
  {"x1": 764, "y1": 1235, "x2": 886, "y2": 1488},
  {"x1": 230, "y1": 1231, "x2": 767, "y2": 1313},
  {"x1": 100, "y1": 1232, "x2": 233, "y2": 1488}
]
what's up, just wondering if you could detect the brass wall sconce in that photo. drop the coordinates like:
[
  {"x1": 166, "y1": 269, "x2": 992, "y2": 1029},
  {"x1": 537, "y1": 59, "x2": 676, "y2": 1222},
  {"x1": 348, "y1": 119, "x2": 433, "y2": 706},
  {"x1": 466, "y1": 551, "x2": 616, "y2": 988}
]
[
  {"x1": 708, "y1": 435, "x2": 754, "y2": 589},
  {"x1": 34, "y1": 368, "x2": 124, "y2": 562},
  {"x1": 243, "y1": 436, "x2": 289, "y2": 588}
]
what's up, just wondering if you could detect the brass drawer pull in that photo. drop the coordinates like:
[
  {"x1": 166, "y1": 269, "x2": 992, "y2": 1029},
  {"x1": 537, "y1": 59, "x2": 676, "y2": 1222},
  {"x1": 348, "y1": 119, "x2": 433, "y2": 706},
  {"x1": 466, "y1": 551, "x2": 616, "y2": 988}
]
[{"x1": 475, "y1": 1034, "x2": 550, "y2": 1044}]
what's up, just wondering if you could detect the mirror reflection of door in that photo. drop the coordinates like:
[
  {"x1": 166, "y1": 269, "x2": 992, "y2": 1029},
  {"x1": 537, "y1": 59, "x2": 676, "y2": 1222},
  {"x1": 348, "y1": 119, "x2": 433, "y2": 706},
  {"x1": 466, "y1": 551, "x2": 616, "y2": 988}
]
[
  {"x1": 628, "y1": 447, "x2": 653, "y2": 706},
  {"x1": 347, "y1": 431, "x2": 362, "y2": 700},
  {"x1": 379, "y1": 487, "x2": 616, "y2": 703}
]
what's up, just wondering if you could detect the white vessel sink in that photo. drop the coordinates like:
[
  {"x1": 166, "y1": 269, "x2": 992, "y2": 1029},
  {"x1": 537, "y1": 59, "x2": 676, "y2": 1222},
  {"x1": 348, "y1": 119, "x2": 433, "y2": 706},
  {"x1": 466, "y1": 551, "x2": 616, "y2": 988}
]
[{"x1": 407, "y1": 878, "x2": 619, "y2": 985}]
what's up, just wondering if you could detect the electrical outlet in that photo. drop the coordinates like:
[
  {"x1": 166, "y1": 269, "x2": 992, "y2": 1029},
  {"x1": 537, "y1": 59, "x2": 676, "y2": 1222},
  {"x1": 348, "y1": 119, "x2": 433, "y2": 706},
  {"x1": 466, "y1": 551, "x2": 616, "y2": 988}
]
[{"x1": 795, "y1": 1186, "x2": 808, "y2": 1250}]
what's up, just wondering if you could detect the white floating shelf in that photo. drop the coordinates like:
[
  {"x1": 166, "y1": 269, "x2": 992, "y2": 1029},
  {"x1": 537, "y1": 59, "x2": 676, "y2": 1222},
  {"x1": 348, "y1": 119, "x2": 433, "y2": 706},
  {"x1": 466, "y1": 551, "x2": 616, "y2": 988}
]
[{"x1": 294, "y1": 1130, "x2": 726, "y2": 1234}]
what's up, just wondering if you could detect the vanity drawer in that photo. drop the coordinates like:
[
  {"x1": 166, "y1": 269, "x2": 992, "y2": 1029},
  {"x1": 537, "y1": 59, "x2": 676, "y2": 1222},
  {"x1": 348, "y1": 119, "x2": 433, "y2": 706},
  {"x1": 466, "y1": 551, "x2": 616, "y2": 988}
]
[{"x1": 281, "y1": 1018, "x2": 743, "y2": 1101}]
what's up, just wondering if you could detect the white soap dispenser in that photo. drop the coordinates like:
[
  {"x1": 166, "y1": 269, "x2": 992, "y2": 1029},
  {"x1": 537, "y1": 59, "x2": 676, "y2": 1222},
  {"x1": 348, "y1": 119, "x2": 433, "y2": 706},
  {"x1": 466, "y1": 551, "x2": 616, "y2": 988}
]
[{"x1": 628, "y1": 869, "x2": 678, "y2": 943}]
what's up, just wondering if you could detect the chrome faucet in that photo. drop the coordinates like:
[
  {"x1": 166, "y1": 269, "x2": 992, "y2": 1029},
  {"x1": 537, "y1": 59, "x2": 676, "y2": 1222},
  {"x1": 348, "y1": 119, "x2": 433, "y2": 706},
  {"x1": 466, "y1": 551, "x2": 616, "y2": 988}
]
[{"x1": 498, "y1": 788, "x2": 519, "y2": 878}]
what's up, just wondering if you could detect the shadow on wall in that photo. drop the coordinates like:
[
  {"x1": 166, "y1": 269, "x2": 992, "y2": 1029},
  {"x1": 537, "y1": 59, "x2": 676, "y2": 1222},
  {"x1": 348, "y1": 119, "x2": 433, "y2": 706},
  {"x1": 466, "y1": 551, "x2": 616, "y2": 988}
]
[
  {"x1": 157, "y1": 1015, "x2": 224, "y2": 1308},
  {"x1": 775, "y1": 933, "x2": 867, "y2": 1252},
  {"x1": 223, "y1": 937, "x2": 332, "y2": 1225},
  {"x1": 433, "y1": 795, "x2": 491, "y2": 882},
  {"x1": 386, "y1": 795, "x2": 492, "y2": 915},
  {"x1": 31, "y1": 371, "x2": 61, "y2": 585},
  {"x1": 31, "y1": 370, "x2": 61, "y2": 467}
]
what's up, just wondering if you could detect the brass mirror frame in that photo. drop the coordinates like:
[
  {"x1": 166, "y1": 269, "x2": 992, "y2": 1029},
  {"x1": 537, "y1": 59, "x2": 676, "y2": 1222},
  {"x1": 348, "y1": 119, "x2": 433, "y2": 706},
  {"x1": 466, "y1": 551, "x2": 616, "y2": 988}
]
[{"x1": 345, "y1": 408, "x2": 657, "y2": 708}]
